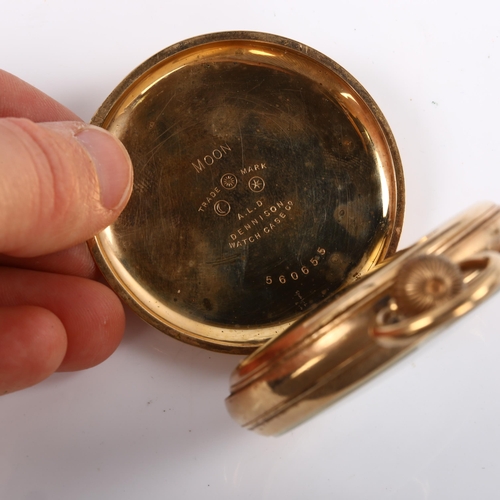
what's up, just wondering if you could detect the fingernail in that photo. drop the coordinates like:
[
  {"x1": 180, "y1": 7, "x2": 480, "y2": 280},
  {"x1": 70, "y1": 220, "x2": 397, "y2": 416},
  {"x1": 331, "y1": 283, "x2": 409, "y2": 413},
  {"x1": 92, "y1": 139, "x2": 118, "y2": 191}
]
[{"x1": 76, "y1": 126, "x2": 133, "y2": 210}]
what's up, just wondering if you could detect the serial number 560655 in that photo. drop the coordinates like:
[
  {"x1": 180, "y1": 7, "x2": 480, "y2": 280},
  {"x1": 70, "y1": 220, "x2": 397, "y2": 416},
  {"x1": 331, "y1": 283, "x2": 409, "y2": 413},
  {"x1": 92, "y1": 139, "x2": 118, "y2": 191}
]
[{"x1": 265, "y1": 247, "x2": 326, "y2": 285}]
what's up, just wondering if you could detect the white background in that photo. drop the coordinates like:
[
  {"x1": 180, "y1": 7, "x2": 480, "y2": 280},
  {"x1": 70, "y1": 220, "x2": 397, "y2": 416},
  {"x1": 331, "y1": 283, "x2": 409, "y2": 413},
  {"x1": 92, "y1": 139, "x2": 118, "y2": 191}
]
[{"x1": 1, "y1": 1, "x2": 500, "y2": 499}]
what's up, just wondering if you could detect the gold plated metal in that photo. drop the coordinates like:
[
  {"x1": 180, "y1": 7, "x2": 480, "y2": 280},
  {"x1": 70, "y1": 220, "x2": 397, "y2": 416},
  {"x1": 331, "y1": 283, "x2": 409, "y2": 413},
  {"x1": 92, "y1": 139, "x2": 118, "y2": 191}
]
[
  {"x1": 373, "y1": 252, "x2": 498, "y2": 339},
  {"x1": 226, "y1": 203, "x2": 500, "y2": 435},
  {"x1": 89, "y1": 32, "x2": 404, "y2": 353},
  {"x1": 392, "y1": 255, "x2": 464, "y2": 315},
  {"x1": 88, "y1": 33, "x2": 500, "y2": 436}
]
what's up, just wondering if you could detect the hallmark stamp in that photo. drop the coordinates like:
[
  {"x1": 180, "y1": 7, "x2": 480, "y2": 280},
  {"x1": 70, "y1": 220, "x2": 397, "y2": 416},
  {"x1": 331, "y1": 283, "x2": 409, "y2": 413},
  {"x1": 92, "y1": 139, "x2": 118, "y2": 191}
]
[{"x1": 214, "y1": 200, "x2": 231, "y2": 217}]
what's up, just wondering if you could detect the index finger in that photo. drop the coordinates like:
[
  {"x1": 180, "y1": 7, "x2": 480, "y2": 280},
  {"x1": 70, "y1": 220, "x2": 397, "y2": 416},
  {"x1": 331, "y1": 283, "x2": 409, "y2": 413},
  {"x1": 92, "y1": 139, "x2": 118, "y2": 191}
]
[{"x1": 0, "y1": 70, "x2": 81, "y2": 122}]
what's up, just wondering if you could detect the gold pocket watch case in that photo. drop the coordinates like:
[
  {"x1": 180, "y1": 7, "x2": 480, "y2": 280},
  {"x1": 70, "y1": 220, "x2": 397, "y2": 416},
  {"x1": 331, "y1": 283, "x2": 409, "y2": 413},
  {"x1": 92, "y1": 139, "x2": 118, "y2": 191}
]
[
  {"x1": 90, "y1": 33, "x2": 500, "y2": 436},
  {"x1": 89, "y1": 31, "x2": 405, "y2": 353},
  {"x1": 226, "y1": 202, "x2": 500, "y2": 435}
]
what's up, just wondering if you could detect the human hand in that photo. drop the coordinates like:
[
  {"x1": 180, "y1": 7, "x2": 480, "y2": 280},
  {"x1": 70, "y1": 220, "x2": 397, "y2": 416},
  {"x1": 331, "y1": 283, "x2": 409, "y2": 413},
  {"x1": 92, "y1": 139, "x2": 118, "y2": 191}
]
[{"x1": 0, "y1": 70, "x2": 133, "y2": 394}]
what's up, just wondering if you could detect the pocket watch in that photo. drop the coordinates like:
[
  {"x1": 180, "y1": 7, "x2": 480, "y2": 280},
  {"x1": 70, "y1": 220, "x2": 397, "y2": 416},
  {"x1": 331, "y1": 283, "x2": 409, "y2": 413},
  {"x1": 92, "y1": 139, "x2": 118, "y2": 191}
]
[{"x1": 89, "y1": 32, "x2": 500, "y2": 435}]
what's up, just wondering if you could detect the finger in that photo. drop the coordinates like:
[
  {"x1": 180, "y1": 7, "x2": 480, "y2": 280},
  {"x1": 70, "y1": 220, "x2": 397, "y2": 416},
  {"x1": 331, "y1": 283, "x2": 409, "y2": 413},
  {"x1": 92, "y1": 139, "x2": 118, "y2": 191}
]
[
  {"x1": 0, "y1": 267, "x2": 125, "y2": 372},
  {"x1": 0, "y1": 118, "x2": 133, "y2": 257},
  {"x1": 0, "y1": 69, "x2": 81, "y2": 122},
  {"x1": 0, "y1": 243, "x2": 99, "y2": 279},
  {"x1": 0, "y1": 305, "x2": 67, "y2": 395}
]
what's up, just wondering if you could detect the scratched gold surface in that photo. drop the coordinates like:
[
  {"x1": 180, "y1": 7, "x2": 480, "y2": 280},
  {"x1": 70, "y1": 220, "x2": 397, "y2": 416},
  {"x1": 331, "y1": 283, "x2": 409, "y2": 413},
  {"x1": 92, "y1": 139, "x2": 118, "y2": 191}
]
[{"x1": 90, "y1": 33, "x2": 404, "y2": 352}]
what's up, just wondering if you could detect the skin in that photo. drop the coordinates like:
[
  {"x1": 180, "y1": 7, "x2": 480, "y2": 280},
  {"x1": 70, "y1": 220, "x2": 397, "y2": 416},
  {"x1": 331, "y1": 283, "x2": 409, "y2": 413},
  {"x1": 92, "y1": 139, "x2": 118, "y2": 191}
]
[{"x1": 0, "y1": 70, "x2": 133, "y2": 394}]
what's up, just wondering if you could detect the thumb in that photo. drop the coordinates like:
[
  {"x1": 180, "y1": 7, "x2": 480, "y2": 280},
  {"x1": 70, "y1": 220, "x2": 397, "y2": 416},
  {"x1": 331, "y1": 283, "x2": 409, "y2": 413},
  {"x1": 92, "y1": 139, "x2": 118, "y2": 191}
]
[{"x1": 0, "y1": 118, "x2": 133, "y2": 257}]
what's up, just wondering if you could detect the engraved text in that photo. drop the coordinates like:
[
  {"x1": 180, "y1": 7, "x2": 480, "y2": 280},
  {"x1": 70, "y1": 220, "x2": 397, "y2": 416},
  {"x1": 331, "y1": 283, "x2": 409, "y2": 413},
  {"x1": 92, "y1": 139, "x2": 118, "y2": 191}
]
[{"x1": 192, "y1": 143, "x2": 232, "y2": 173}]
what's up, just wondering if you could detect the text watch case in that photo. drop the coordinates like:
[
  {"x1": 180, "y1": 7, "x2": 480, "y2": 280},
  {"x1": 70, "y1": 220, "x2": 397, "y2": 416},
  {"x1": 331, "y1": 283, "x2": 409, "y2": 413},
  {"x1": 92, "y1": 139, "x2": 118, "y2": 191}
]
[{"x1": 89, "y1": 32, "x2": 500, "y2": 435}]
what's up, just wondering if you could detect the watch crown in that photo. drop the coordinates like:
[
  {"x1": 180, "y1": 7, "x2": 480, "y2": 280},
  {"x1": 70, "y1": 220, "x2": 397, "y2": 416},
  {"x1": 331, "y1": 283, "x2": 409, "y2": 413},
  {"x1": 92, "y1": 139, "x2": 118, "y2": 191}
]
[{"x1": 393, "y1": 255, "x2": 463, "y2": 315}]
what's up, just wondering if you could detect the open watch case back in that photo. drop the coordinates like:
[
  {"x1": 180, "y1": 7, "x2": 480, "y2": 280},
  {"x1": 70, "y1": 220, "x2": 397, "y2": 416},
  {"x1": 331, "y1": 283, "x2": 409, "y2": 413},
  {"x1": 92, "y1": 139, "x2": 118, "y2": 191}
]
[{"x1": 89, "y1": 32, "x2": 500, "y2": 435}]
